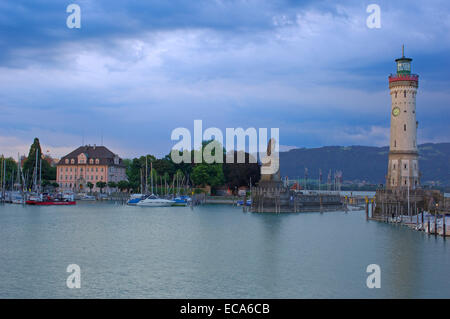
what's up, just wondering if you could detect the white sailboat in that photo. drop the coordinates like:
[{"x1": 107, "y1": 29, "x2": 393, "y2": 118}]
[
  {"x1": 136, "y1": 194, "x2": 174, "y2": 207},
  {"x1": 136, "y1": 162, "x2": 174, "y2": 207}
]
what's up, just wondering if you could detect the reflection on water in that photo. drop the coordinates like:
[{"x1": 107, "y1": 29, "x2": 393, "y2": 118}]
[{"x1": 0, "y1": 202, "x2": 448, "y2": 298}]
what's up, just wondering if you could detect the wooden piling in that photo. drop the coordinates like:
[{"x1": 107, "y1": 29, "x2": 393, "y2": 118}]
[
  {"x1": 443, "y1": 214, "x2": 446, "y2": 238},
  {"x1": 435, "y1": 213, "x2": 438, "y2": 237},
  {"x1": 365, "y1": 200, "x2": 369, "y2": 220},
  {"x1": 370, "y1": 200, "x2": 374, "y2": 219}
]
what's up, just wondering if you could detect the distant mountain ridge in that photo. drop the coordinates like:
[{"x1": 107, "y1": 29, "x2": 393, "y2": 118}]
[{"x1": 280, "y1": 143, "x2": 450, "y2": 186}]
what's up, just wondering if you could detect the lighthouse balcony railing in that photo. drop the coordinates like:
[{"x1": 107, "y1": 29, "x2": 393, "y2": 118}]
[{"x1": 388, "y1": 74, "x2": 419, "y2": 82}]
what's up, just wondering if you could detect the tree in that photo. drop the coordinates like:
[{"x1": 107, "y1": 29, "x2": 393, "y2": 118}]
[
  {"x1": 51, "y1": 182, "x2": 59, "y2": 188},
  {"x1": 41, "y1": 180, "x2": 51, "y2": 188},
  {"x1": 86, "y1": 182, "x2": 94, "y2": 194},
  {"x1": 0, "y1": 157, "x2": 18, "y2": 190},
  {"x1": 223, "y1": 151, "x2": 260, "y2": 190},
  {"x1": 191, "y1": 165, "x2": 209, "y2": 187},
  {"x1": 191, "y1": 163, "x2": 224, "y2": 188},
  {"x1": 22, "y1": 138, "x2": 56, "y2": 188},
  {"x1": 96, "y1": 181, "x2": 106, "y2": 193},
  {"x1": 117, "y1": 180, "x2": 129, "y2": 192},
  {"x1": 107, "y1": 181, "x2": 116, "y2": 189}
]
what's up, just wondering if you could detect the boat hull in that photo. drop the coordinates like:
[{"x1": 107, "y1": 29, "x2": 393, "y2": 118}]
[
  {"x1": 26, "y1": 201, "x2": 76, "y2": 206},
  {"x1": 127, "y1": 198, "x2": 142, "y2": 205},
  {"x1": 136, "y1": 201, "x2": 174, "y2": 207}
]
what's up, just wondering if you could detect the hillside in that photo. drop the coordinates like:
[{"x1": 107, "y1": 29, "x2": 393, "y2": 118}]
[{"x1": 280, "y1": 143, "x2": 450, "y2": 186}]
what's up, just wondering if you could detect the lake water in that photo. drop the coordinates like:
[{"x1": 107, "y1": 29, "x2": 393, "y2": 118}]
[{"x1": 0, "y1": 202, "x2": 449, "y2": 298}]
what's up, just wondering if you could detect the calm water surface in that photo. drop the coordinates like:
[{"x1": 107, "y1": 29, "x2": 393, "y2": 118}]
[{"x1": 0, "y1": 202, "x2": 449, "y2": 298}]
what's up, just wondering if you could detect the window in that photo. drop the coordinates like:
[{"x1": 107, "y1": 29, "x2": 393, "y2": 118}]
[
  {"x1": 404, "y1": 164, "x2": 407, "y2": 169},
  {"x1": 404, "y1": 90, "x2": 406, "y2": 97},
  {"x1": 404, "y1": 124, "x2": 406, "y2": 131},
  {"x1": 65, "y1": 159, "x2": 69, "y2": 164},
  {"x1": 395, "y1": 92, "x2": 397, "y2": 98},
  {"x1": 95, "y1": 159, "x2": 100, "y2": 164},
  {"x1": 71, "y1": 159, "x2": 75, "y2": 164},
  {"x1": 394, "y1": 140, "x2": 396, "y2": 147},
  {"x1": 393, "y1": 164, "x2": 396, "y2": 169}
]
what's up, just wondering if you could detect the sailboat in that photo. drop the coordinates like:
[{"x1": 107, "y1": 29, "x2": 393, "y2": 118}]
[{"x1": 136, "y1": 161, "x2": 174, "y2": 207}]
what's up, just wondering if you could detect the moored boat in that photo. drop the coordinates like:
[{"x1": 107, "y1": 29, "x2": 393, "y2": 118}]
[
  {"x1": 136, "y1": 194, "x2": 174, "y2": 207},
  {"x1": 26, "y1": 199, "x2": 76, "y2": 205},
  {"x1": 172, "y1": 195, "x2": 191, "y2": 206},
  {"x1": 26, "y1": 194, "x2": 76, "y2": 206},
  {"x1": 127, "y1": 193, "x2": 146, "y2": 205},
  {"x1": 237, "y1": 199, "x2": 252, "y2": 206}
]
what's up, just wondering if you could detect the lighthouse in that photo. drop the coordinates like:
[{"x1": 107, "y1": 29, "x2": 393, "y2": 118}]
[{"x1": 386, "y1": 46, "x2": 420, "y2": 189}]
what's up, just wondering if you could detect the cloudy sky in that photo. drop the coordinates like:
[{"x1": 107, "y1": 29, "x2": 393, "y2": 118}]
[{"x1": 0, "y1": 0, "x2": 449, "y2": 159}]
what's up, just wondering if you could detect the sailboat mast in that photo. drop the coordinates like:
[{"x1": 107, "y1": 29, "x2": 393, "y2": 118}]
[
  {"x1": 0, "y1": 155, "x2": 3, "y2": 198},
  {"x1": 34, "y1": 149, "x2": 38, "y2": 192},
  {"x1": 150, "y1": 162, "x2": 153, "y2": 194},
  {"x1": 16, "y1": 153, "x2": 20, "y2": 191},
  {"x1": 145, "y1": 155, "x2": 148, "y2": 194},
  {"x1": 1, "y1": 155, "x2": 4, "y2": 200},
  {"x1": 39, "y1": 152, "x2": 42, "y2": 192}
]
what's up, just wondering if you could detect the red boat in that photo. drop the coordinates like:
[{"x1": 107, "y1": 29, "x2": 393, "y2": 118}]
[
  {"x1": 26, "y1": 195, "x2": 76, "y2": 206},
  {"x1": 26, "y1": 200, "x2": 76, "y2": 205}
]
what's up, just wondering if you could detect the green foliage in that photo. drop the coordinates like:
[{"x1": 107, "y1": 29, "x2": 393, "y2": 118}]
[
  {"x1": 86, "y1": 182, "x2": 94, "y2": 190},
  {"x1": 117, "y1": 180, "x2": 129, "y2": 191},
  {"x1": 191, "y1": 163, "x2": 224, "y2": 188},
  {"x1": 41, "y1": 180, "x2": 51, "y2": 187},
  {"x1": 96, "y1": 181, "x2": 107, "y2": 193},
  {"x1": 0, "y1": 157, "x2": 18, "y2": 189},
  {"x1": 223, "y1": 151, "x2": 260, "y2": 189},
  {"x1": 121, "y1": 139, "x2": 263, "y2": 192},
  {"x1": 107, "y1": 181, "x2": 116, "y2": 188},
  {"x1": 22, "y1": 138, "x2": 56, "y2": 186}
]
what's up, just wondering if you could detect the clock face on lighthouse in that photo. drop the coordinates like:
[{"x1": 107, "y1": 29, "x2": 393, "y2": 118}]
[{"x1": 392, "y1": 107, "x2": 400, "y2": 117}]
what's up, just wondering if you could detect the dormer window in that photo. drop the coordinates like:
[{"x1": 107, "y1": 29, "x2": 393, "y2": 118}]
[
  {"x1": 65, "y1": 159, "x2": 69, "y2": 164},
  {"x1": 89, "y1": 159, "x2": 94, "y2": 164},
  {"x1": 71, "y1": 159, "x2": 75, "y2": 164},
  {"x1": 95, "y1": 158, "x2": 100, "y2": 164}
]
